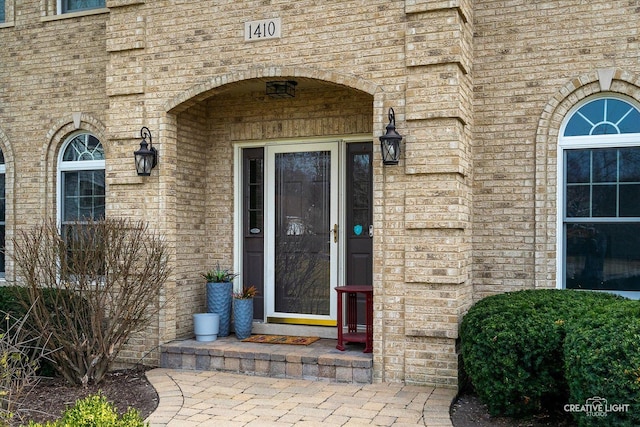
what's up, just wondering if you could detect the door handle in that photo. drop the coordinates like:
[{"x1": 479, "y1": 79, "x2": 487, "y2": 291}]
[
  {"x1": 369, "y1": 224, "x2": 374, "y2": 238},
  {"x1": 331, "y1": 224, "x2": 338, "y2": 243}
]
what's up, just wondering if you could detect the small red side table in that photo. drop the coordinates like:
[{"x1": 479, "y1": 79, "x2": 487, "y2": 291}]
[{"x1": 335, "y1": 285, "x2": 373, "y2": 353}]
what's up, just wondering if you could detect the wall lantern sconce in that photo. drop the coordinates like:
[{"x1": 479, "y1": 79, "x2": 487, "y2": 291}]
[
  {"x1": 379, "y1": 108, "x2": 402, "y2": 165},
  {"x1": 134, "y1": 127, "x2": 158, "y2": 176},
  {"x1": 266, "y1": 80, "x2": 297, "y2": 98}
]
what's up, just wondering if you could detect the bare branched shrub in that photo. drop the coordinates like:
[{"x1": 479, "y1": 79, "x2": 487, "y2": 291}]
[
  {"x1": 10, "y1": 218, "x2": 171, "y2": 386},
  {"x1": 0, "y1": 309, "x2": 52, "y2": 425}
]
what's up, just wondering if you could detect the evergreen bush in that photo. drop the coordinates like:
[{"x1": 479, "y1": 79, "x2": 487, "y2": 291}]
[
  {"x1": 460, "y1": 289, "x2": 624, "y2": 417},
  {"x1": 563, "y1": 300, "x2": 640, "y2": 427},
  {"x1": 0, "y1": 286, "x2": 27, "y2": 322}
]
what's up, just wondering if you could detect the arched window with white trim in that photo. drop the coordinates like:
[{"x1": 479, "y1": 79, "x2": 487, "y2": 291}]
[
  {"x1": 559, "y1": 95, "x2": 640, "y2": 294},
  {"x1": 0, "y1": 149, "x2": 5, "y2": 277},
  {"x1": 58, "y1": 133, "x2": 105, "y2": 237}
]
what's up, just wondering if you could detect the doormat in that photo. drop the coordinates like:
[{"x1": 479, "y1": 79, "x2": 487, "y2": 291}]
[{"x1": 242, "y1": 335, "x2": 320, "y2": 346}]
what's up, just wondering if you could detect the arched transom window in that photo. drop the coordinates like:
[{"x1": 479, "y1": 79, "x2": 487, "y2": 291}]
[
  {"x1": 560, "y1": 95, "x2": 640, "y2": 295},
  {"x1": 564, "y1": 97, "x2": 640, "y2": 136}
]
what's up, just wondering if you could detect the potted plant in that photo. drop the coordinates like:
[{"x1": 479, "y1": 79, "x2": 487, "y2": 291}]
[
  {"x1": 233, "y1": 285, "x2": 257, "y2": 340},
  {"x1": 192, "y1": 312, "x2": 220, "y2": 342},
  {"x1": 202, "y1": 263, "x2": 239, "y2": 337}
]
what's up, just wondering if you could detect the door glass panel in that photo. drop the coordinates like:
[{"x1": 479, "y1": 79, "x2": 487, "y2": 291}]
[
  {"x1": 346, "y1": 143, "x2": 373, "y2": 288},
  {"x1": 248, "y1": 157, "x2": 264, "y2": 233},
  {"x1": 274, "y1": 151, "x2": 331, "y2": 315},
  {"x1": 351, "y1": 153, "x2": 371, "y2": 237},
  {"x1": 346, "y1": 143, "x2": 373, "y2": 325},
  {"x1": 243, "y1": 148, "x2": 265, "y2": 320}
]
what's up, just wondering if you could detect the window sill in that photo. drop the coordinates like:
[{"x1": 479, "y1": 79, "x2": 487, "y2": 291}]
[
  {"x1": 0, "y1": 22, "x2": 15, "y2": 29},
  {"x1": 560, "y1": 286, "x2": 640, "y2": 301},
  {"x1": 41, "y1": 8, "x2": 109, "y2": 23}
]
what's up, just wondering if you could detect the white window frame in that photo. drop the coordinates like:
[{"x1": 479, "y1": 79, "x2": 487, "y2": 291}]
[
  {"x1": 557, "y1": 94, "x2": 640, "y2": 298},
  {"x1": 0, "y1": 151, "x2": 5, "y2": 277},
  {"x1": 57, "y1": 0, "x2": 106, "y2": 15},
  {"x1": 57, "y1": 132, "x2": 105, "y2": 228},
  {"x1": 0, "y1": 0, "x2": 14, "y2": 27}
]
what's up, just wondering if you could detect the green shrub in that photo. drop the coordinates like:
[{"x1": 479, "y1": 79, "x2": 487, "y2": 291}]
[
  {"x1": 0, "y1": 286, "x2": 86, "y2": 331},
  {"x1": 460, "y1": 289, "x2": 624, "y2": 417},
  {"x1": 563, "y1": 300, "x2": 640, "y2": 427},
  {"x1": 0, "y1": 286, "x2": 74, "y2": 378},
  {"x1": 26, "y1": 393, "x2": 148, "y2": 427},
  {"x1": 0, "y1": 286, "x2": 28, "y2": 323}
]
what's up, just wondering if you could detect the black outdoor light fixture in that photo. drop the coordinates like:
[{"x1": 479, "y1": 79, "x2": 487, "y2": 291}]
[
  {"x1": 266, "y1": 80, "x2": 297, "y2": 98},
  {"x1": 379, "y1": 107, "x2": 402, "y2": 165},
  {"x1": 134, "y1": 126, "x2": 158, "y2": 176}
]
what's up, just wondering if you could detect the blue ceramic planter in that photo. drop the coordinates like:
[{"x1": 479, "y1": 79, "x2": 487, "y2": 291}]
[
  {"x1": 233, "y1": 298, "x2": 253, "y2": 340},
  {"x1": 206, "y1": 281, "x2": 233, "y2": 337},
  {"x1": 193, "y1": 313, "x2": 220, "y2": 342}
]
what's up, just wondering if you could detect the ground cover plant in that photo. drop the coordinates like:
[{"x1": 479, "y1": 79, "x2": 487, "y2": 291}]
[
  {"x1": 7, "y1": 367, "x2": 156, "y2": 426},
  {"x1": 460, "y1": 289, "x2": 637, "y2": 426},
  {"x1": 25, "y1": 393, "x2": 148, "y2": 427}
]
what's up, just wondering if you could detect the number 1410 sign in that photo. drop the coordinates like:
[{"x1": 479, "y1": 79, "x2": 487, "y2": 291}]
[{"x1": 245, "y1": 18, "x2": 282, "y2": 42}]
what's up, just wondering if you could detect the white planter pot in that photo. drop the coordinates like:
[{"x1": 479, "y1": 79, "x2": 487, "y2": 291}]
[{"x1": 193, "y1": 312, "x2": 220, "y2": 342}]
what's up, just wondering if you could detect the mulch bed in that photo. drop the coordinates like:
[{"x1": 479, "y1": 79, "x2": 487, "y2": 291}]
[
  {"x1": 451, "y1": 389, "x2": 577, "y2": 427},
  {"x1": 9, "y1": 367, "x2": 158, "y2": 426}
]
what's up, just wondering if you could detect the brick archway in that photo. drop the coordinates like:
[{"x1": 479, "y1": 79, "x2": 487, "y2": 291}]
[{"x1": 164, "y1": 66, "x2": 380, "y2": 114}]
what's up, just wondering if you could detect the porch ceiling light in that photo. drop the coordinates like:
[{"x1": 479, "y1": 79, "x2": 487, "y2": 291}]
[
  {"x1": 379, "y1": 108, "x2": 402, "y2": 165},
  {"x1": 266, "y1": 80, "x2": 297, "y2": 98},
  {"x1": 134, "y1": 126, "x2": 158, "y2": 176}
]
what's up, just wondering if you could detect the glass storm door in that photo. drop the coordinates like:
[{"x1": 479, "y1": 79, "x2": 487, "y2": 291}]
[{"x1": 266, "y1": 143, "x2": 338, "y2": 324}]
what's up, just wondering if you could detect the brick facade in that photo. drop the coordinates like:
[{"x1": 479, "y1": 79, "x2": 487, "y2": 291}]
[{"x1": 1, "y1": 0, "x2": 639, "y2": 387}]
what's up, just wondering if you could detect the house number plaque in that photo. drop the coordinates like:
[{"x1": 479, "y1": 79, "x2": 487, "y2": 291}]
[{"x1": 244, "y1": 18, "x2": 281, "y2": 42}]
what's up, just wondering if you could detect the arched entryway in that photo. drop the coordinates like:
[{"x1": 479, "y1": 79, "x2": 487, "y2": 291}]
[{"x1": 166, "y1": 71, "x2": 378, "y2": 339}]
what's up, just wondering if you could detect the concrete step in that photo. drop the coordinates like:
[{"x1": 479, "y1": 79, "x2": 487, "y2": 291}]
[{"x1": 160, "y1": 336, "x2": 373, "y2": 384}]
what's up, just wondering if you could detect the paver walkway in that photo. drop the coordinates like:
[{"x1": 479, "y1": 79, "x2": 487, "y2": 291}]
[{"x1": 145, "y1": 368, "x2": 456, "y2": 426}]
